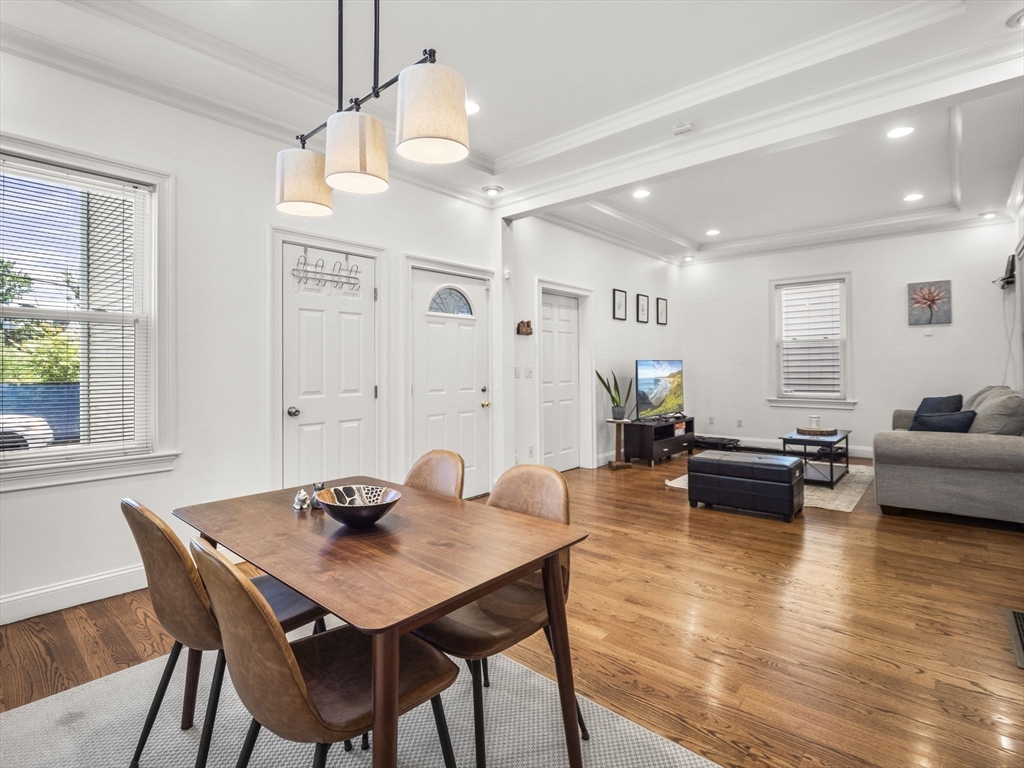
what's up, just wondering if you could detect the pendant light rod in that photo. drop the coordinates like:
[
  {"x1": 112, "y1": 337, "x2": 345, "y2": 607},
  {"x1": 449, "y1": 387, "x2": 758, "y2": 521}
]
[
  {"x1": 337, "y1": 0, "x2": 344, "y2": 112},
  {"x1": 295, "y1": 48, "x2": 436, "y2": 146},
  {"x1": 373, "y1": 0, "x2": 380, "y2": 97}
]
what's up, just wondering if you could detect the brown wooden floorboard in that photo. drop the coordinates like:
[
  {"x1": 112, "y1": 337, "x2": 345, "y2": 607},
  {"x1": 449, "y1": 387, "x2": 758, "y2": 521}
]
[{"x1": 0, "y1": 457, "x2": 1021, "y2": 768}]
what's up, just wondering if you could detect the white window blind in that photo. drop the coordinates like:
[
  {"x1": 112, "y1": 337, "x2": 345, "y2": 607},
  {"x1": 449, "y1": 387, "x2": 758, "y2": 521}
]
[
  {"x1": 776, "y1": 279, "x2": 845, "y2": 399},
  {"x1": 0, "y1": 155, "x2": 154, "y2": 468}
]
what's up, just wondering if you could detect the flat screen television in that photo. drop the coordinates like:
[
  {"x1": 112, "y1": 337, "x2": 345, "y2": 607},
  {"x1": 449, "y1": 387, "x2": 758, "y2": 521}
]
[{"x1": 636, "y1": 359, "x2": 684, "y2": 419}]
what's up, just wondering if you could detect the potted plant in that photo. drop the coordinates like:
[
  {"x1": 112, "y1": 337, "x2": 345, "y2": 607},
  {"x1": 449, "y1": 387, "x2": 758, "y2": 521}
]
[{"x1": 596, "y1": 371, "x2": 632, "y2": 420}]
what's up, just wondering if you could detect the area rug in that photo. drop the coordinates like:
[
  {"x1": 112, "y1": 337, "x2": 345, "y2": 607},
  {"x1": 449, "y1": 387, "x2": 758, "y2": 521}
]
[
  {"x1": 0, "y1": 621, "x2": 721, "y2": 768},
  {"x1": 666, "y1": 464, "x2": 874, "y2": 513}
]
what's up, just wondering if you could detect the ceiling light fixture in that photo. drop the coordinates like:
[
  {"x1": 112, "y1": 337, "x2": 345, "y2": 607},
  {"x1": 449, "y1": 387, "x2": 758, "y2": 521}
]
[
  {"x1": 465, "y1": 100, "x2": 480, "y2": 115},
  {"x1": 982, "y1": 212, "x2": 998, "y2": 219},
  {"x1": 276, "y1": 0, "x2": 469, "y2": 216},
  {"x1": 633, "y1": 189, "x2": 651, "y2": 198},
  {"x1": 903, "y1": 193, "x2": 924, "y2": 202},
  {"x1": 705, "y1": 229, "x2": 720, "y2": 236},
  {"x1": 684, "y1": 256, "x2": 693, "y2": 262},
  {"x1": 887, "y1": 126, "x2": 914, "y2": 138},
  {"x1": 482, "y1": 185, "x2": 503, "y2": 197},
  {"x1": 1007, "y1": 9, "x2": 1024, "y2": 27}
]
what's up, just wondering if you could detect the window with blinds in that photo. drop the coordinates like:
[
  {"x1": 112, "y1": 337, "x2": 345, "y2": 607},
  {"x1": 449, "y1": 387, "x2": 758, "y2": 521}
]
[
  {"x1": 775, "y1": 278, "x2": 846, "y2": 399},
  {"x1": 0, "y1": 155, "x2": 154, "y2": 467}
]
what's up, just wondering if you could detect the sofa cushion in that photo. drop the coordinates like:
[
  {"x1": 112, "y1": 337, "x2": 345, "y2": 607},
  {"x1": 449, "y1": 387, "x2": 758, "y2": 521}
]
[
  {"x1": 910, "y1": 411, "x2": 976, "y2": 433},
  {"x1": 963, "y1": 385, "x2": 1013, "y2": 411},
  {"x1": 914, "y1": 394, "x2": 963, "y2": 419},
  {"x1": 968, "y1": 393, "x2": 1024, "y2": 435}
]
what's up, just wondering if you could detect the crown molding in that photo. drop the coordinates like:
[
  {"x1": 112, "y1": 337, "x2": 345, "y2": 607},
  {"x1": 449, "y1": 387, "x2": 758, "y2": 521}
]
[
  {"x1": 533, "y1": 212, "x2": 679, "y2": 265},
  {"x1": 61, "y1": 0, "x2": 497, "y2": 174},
  {"x1": 0, "y1": 24, "x2": 491, "y2": 209},
  {"x1": 584, "y1": 201, "x2": 699, "y2": 251},
  {"x1": 491, "y1": 0, "x2": 966, "y2": 174}
]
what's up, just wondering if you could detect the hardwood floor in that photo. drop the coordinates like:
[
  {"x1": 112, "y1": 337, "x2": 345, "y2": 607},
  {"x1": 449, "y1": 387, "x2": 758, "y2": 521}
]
[{"x1": 1, "y1": 458, "x2": 1022, "y2": 768}]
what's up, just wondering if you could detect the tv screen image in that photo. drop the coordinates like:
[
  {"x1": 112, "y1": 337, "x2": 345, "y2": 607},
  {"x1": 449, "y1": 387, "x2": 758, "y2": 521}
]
[{"x1": 636, "y1": 360, "x2": 684, "y2": 418}]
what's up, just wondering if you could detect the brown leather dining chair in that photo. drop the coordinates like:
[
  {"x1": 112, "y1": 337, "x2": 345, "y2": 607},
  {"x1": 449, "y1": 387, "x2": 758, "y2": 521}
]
[
  {"x1": 121, "y1": 499, "x2": 327, "y2": 768},
  {"x1": 412, "y1": 464, "x2": 590, "y2": 768},
  {"x1": 190, "y1": 537, "x2": 461, "y2": 768},
  {"x1": 405, "y1": 448, "x2": 465, "y2": 498}
]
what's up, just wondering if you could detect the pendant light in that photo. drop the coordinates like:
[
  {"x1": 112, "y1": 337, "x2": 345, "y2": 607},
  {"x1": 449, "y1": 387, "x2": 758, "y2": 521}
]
[
  {"x1": 325, "y1": 111, "x2": 389, "y2": 193},
  {"x1": 275, "y1": 148, "x2": 332, "y2": 217},
  {"x1": 395, "y1": 63, "x2": 470, "y2": 164}
]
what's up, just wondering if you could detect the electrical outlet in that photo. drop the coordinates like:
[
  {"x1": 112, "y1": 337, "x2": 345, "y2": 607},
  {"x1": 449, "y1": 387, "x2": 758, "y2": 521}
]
[
  {"x1": 737, "y1": 418, "x2": 743, "y2": 428},
  {"x1": 528, "y1": 445, "x2": 535, "y2": 458},
  {"x1": 708, "y1": 415, "x2": 715, "y2": 425},
  {"x1": 514, "y1": 366, "x2": 521, "y2": 378},
  {"x1": 525, "y1": 366, "x2": 534, "y2": 378}
]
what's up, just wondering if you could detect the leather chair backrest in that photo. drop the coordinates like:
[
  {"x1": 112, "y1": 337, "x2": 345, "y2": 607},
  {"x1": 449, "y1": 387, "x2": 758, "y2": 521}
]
[
  {"x1": 485, "y1": 464, "x2": 571, "y2": 595},
  {"x1": 405, "y1": 449, "x2": 465, "y2": 499},
  {"x1": 120, "y1": 499, "x2": 222, "y2": 651},
  {"x1": 190, "y1": 537, "x2": 327, "y2": 743}
]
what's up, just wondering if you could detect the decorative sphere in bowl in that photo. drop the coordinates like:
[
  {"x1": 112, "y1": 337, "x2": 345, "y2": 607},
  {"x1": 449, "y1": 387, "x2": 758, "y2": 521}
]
[{"x1": 314, "y1": 485, "x2": 401, "y2": 528}]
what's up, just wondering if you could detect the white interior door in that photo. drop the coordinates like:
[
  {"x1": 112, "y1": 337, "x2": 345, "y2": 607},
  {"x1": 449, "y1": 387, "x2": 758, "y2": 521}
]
[
  {"x1": 541, "y1": 293, "x2": 580, "y2": 472},
  {"x1": 282, "y1": 243, "x2": 376, "y2": 486},
  {"x1": 411, "y1": 269, "x2": 490, "y2": 497}
]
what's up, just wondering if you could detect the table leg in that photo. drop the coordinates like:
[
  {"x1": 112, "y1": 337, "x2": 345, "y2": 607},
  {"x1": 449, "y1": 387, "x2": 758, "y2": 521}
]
[
  {"x1": 543, "y1": 554, "x2": 584, "y2": 768},
  {"x1": 615, "y1": 424, "x2": 623, "y2": 463},
  {"x1": 372, "y1": 631, "x2": 400, "y2": 768}
]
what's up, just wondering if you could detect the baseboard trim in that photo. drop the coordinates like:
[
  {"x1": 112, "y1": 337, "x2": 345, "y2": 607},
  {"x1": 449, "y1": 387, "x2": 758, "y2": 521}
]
[{"x1": 0, "y1": 563, "x2": 147, "y2": 625}]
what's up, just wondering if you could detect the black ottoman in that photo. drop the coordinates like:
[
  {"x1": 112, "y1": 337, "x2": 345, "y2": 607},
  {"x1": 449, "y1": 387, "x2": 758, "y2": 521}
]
[{"x1": 688, "y1": 451, "x2": 804, "y2": 522}]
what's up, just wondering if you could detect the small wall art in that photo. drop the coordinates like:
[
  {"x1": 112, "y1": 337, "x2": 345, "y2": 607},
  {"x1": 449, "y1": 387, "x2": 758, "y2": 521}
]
[
  {"x1": 656, "y1": 297, "x2": 668, "y2": 325},
  {"x1": 908, "y1": 280, "x2": 951, "y2": 325},
  {"x1": 637, "y1": 293, "x2": 649, "y2": 323},
  {"x1": 613, "y1": 289, "x2": 627, "y2": 320}
]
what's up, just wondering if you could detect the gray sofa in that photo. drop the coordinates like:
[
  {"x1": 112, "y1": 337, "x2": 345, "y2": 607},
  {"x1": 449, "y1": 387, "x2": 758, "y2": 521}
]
[{"x1": 873, "y1": 386, "x2": 1024, "y2": 523}]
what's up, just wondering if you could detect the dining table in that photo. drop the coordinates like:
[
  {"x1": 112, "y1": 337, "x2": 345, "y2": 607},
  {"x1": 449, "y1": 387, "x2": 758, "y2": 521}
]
[{"x1": 174, "y1": 475, "x2": 589, "y2": 768}]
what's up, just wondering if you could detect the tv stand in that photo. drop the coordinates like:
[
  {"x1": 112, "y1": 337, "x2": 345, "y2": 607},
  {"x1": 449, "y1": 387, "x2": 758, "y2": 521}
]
[{"x1": 624, "y1": 416, "x2": 695, "y2": 467}]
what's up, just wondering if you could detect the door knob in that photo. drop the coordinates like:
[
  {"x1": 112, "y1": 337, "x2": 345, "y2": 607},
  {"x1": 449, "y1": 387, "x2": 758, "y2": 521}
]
[
  {"x1": 287, "y1": 406, "x2": 301, "y2": 417},
  {"x1": 481, "y1": 400, "x2": 491, "y2": 408}
]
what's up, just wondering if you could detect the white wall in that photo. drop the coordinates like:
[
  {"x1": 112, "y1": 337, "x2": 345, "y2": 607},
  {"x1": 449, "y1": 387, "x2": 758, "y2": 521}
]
[
  {"x1": 0, "y1": 53, "x2": 502, "y2": 622},
  {"x1": 504, "y1": 217, "x2": 686, "y2": 465},
  {"x1": 681, "y1": 224, "x2": 1021, "y2": 456}
]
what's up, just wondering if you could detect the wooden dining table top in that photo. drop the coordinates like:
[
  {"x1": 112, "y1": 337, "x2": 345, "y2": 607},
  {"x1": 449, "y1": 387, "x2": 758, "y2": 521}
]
[{"x1": 173, "y1": 475, "x2": 588, "y2": 635}]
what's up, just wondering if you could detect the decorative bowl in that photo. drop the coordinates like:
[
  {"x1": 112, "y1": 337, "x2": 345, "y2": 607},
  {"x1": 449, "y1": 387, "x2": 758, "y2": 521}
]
[{"x1": 314, "y1": 485, "x2": 401, "y2": 528}]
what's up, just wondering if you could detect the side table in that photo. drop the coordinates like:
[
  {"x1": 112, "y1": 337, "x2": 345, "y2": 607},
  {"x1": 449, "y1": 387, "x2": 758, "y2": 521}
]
[{"x1": 606, "y1": 419, "x2": 633, "y2": 470}]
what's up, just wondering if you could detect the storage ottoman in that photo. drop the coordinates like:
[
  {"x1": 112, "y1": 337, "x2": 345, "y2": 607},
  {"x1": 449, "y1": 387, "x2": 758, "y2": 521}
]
[{"x1": 688, "y1": 451, "x2": 804, "y2": 522}]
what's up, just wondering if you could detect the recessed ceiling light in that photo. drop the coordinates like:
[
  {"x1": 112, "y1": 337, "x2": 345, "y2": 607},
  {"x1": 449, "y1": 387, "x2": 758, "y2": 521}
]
[
  {"x1": 903, "y1": 193, "x2": 924, "y2": 202},
  {"x1": 465, "y1": 100, "x2": 480, "y2": 115},
  {"x1": 632, "y1": 189, "x2": 650, "y2": 199},
  {"x1": 705, "y1": 229, "x2": 720, "y2": 236},
  {"x1": 482, "y1": 185, "x2": 502, "y2": 197},
  {"x1": 684, "y1": 256, "x2": 693, "y2": 262},
  {"x1": 887, "y1": 126, "x2": 914, "y2": 139},
  {"x1": 982, "y1": 212, "x2": 997, "y2": 219},
  {"x1": 1007, "y1": 9, "x2": 1024, "y2": 28}
]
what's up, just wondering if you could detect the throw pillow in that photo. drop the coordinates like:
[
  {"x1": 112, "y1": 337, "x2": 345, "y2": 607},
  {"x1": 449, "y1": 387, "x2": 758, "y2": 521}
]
[
  {"x1": 963, "y1": 385, "x2": 1013, "y2": 411},
  {"x1": 914, "y1": 394, "x2": 963, "y2": 419},
  {"x1": 968, "y1": 393, "x2": 1024, "y2": 435},
  {"x1": 910, "y1": 411, "x2": 976, "y2": 433}
]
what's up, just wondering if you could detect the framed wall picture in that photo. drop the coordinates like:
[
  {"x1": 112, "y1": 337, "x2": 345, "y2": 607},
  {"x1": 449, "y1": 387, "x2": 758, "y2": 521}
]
[
  {"x1": 656, "y1": 297, "x2": 668, "y2": 325},
  {"x1": 637, "y1": 293, "x2": 649, "y2": 323},
  {"x1": 908, "y1": 280, "x2": 951, "y2": 325},
  {"x1": 612, "y1": 289, "x2": 627, "y2": 320}
]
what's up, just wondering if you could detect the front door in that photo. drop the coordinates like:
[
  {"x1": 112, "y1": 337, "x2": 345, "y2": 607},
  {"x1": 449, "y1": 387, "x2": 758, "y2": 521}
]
[
  {"x1": 541, "y1": 292, "x2": 580, "y2": 471},
  {"x1": 282, "y1": 242, "x2": 376, "y2": 486},
  {"x1": 411, "y1": 268, "x2": 490, "y2": 497}
]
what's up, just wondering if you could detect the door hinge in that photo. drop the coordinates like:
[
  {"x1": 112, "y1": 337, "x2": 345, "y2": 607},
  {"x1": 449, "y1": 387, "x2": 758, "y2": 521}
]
[
  {"x1": 373, "y1": 287, "x2": 378, "y2": 301},
  {"x1": 374, "y1": 385, "x2": 378, "y2": 399}
]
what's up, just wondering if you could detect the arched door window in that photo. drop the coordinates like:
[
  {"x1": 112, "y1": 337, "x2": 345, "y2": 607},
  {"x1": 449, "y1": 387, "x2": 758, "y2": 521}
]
[{"x1": 428, "y1": 287, "x2": 473, "y2": 316}]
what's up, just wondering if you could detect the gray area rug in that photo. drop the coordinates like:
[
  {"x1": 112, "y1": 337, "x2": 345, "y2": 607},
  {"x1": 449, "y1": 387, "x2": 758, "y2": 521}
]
[
  {"x1": 666, "y1": 464, "x2": 874, "y2": 513},
  {"x1": 0, "y1": 620, "x2": 720, "y2": 767}
]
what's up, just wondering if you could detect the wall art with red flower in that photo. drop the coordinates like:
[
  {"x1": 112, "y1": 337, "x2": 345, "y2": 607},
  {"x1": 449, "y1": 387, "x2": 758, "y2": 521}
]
[{"x1": 908, "y1": 280, "x2": 951, "y2": 325}]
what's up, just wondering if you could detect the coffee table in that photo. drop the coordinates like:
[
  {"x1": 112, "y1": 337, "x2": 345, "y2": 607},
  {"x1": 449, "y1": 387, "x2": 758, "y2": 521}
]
[{"x1": 780, "y1": 429, "x2": 851, "y2": 489}]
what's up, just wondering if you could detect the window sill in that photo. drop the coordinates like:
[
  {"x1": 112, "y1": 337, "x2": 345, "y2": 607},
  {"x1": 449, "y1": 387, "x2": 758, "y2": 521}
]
[
  {"x1": 767, "y1": 398, "x2": 858, "y2": 410},
  {"x1": 0, "y1": 450, "x2": 180, "y2": 493}
]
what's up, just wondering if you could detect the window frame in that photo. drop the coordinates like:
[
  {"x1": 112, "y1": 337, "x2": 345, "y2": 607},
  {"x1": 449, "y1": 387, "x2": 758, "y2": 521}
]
[
  {"x1": 767, "y1": 272, "x2": 857, "y2": 410},
  {"x1": 0, "y1": 134, "x2": 178, "y2": 491}
]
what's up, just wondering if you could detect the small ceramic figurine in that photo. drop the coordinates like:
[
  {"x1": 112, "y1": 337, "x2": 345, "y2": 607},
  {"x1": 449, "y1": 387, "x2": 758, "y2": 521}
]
[
  {"x1": 311, "y1": 481, "x2": 325, "y2": 508},
  {"x1": 293, "y1": 488, "x2": 311, "y2": 510}
]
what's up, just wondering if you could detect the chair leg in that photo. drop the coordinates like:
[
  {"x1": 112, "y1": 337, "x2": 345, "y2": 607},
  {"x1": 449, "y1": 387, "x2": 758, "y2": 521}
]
[
  {"x1": 344, "y1": 740, "x2": 353, "y2": 751},
  {"x1": 130, "y1": 640, "x2": 182, "y2": 767},
  {"x1": 361, "y1": 733, "x2": 370, "y2": 750},
  {"x1": 182, "y1": 649, "x2": 202, "y2": 730},
  {"x1": 543, "y1": 625, "x2": 590, "y2": 741},
  {"x1": 194, "y1": 650, "x2": 227, "y2": 768},
  {"x1": 312, "y1": 743, "x2": 331, "y2": 768},
  {"x1": 430, "y1": 695, "x2": 458, "y2": 768},
  {"x1": 234, "y1": 719, "x2": 261, "y2": 768},
  {"x1": 468, "y1": 658, "x2": 486, "y2": 768},
  {"x1": 481, "y1": 656, "x2": 490, "y2": 687},
  {"x1": 313, "y1": 617, "x2": 327, "y2": 635}
]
